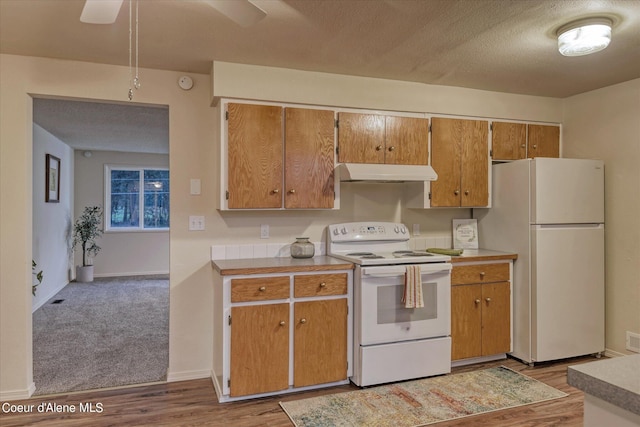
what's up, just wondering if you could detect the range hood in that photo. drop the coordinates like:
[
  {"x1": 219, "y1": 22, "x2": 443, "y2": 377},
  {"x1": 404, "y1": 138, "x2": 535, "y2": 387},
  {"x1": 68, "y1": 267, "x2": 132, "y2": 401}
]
[{"x1": 337, "y1": 163, "x2": 438, "y2": 182}]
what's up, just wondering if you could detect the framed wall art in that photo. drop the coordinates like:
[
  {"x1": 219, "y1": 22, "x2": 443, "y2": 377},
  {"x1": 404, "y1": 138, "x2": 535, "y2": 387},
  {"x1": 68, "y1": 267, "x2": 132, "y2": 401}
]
[{"x1": 45, "y1": 154, "x2": 60, "y2": 203}]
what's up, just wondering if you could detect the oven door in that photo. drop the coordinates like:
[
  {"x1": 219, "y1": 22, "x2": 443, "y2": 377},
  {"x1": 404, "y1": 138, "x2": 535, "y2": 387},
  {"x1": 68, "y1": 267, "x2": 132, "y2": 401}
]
[{"x1": 358, "y1": 263, "x2": 451, "y2": 346}]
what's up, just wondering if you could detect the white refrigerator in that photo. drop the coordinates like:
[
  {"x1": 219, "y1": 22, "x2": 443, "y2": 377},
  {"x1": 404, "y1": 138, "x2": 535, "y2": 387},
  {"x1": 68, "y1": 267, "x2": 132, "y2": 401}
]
[{"x1": 474, "y1": 158, "x2": 605, "y2": 364}]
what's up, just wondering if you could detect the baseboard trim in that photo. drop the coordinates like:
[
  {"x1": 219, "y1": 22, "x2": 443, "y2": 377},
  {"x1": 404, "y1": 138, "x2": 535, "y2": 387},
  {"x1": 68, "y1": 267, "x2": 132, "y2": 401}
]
[
  {"x1": 93, "y1": 271, "x2": 170, "y2": 279},
  {"x1": 604, "y1": 348, "x2": 627, "y2": 358},
  {"x1": 166, "y1": 369, "x2": 212, "y2": 383},
  {"x1": 0, "y1": 382, "x2": 35, "y2": 401}
]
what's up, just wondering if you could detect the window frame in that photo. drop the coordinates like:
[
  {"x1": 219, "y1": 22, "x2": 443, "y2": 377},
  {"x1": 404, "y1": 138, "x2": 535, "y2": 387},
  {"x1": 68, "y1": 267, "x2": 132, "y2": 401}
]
[{"x1": 104, "y1": 164, "x2": 170, "y2": 232}]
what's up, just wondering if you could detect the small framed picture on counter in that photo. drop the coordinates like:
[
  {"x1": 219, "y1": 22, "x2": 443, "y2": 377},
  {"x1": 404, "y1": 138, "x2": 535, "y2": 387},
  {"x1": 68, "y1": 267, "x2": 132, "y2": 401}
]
[{"x1": 453, "y1": 219, "x2": 478, "y2": 249}]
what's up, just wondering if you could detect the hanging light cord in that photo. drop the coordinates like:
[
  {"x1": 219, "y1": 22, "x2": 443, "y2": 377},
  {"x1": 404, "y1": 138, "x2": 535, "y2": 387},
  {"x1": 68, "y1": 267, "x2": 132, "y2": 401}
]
[{"x1": 128, "y1": 0, "x2": 140, "y2": 100}]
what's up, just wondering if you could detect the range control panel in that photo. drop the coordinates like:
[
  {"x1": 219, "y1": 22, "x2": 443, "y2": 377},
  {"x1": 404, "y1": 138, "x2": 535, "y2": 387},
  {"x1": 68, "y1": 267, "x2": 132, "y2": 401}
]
[{"x1": 328, "y1": 222, "x2": 409, "y2": 242}]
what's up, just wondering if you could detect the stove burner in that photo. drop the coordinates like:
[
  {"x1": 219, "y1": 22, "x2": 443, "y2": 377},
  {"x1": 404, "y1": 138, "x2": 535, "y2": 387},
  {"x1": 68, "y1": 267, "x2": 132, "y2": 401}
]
[
  {"x1": 360, "y1": 254, "x2": 385, "y2": 259},
  {"x1": 347, "y1": 252, "x2": 375, "y2": 256},
  {"x1": 393, "y1": 251, "x2": 433, "y2": 258}
]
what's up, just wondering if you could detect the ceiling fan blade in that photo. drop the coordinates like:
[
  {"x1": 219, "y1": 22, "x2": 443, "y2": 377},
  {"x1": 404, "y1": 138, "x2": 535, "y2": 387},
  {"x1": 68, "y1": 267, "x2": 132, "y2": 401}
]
[
  {"x1": 202, "y1": 0, "x2": 266, "y2": 27},
  {"x1": 80, "y1": 0, "x2": 124, "y2": 24}
]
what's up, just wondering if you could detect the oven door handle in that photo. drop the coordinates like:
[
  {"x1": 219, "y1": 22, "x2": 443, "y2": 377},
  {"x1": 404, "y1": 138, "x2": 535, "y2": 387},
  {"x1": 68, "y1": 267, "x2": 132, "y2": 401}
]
[{"x1": 361, "y1": 263, "x2": 452, "y2": 277}]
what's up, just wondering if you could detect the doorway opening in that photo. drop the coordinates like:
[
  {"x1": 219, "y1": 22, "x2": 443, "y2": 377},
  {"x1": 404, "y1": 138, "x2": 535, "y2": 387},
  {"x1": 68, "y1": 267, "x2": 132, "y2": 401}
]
[{"x1": 31, "y1": 97, "x2": 170, "y2": 394}]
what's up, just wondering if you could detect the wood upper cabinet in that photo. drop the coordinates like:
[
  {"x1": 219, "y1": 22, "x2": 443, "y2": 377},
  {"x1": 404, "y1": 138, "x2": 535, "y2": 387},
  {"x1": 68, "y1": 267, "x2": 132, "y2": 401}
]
[
  {"x1": 225, "y1": 103, "x2": 335, "y2": 210},
  {"x1": 492, "y1": 122, "x2": 527, "y2": 160},
  {"x1": 284, "y1": 108, "x2": 335, "y2": 209},
  {"x1": 337, "y1": 112, "x2": 428, "y2": 165},
  {"x1": 492, "y1": 122, "x2": 560, "y2": 161},
  {"x1": 431, "y1": 117, "x2": 489, "y2": 207},
  {"x1": 230, "y1": 303, "x2": 289, "y2": 397},
  {"x1": 528, "y1": 124, "x2": 560, "y2": 158},
  {"x1": 294, "y1": 298, "x2": 348, "y2": 387},
  {"x1": 451, "y1": 262, "x2": 511, "y2": 361}
]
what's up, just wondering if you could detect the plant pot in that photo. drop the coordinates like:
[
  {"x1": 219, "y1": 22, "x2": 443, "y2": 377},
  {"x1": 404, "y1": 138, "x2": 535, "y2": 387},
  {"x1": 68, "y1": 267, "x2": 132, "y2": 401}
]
[{"x1": 76, "y1": 265, "x2": 94, "y2": 283}]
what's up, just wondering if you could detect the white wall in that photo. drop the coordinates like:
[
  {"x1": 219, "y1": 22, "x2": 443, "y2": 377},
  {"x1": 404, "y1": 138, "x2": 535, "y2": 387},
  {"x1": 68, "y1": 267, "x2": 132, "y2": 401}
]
[
  {"x1": 74, "y1": 150, "x2": 169, "y2": 277},
  {"x1": 32, "y1": 124, "x2": 74, "y2": 311},
  {"x1": 563, "y1": 78, "x2": 640, "y2": 355}
]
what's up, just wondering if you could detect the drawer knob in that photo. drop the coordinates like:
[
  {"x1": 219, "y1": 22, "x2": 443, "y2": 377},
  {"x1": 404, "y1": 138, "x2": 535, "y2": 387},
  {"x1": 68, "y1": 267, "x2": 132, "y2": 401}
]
[
  {"x1": 279, "y1": 321, "x2": 286, "y2": 326},
  {"x1": 259, "y1": 286, "x2": 266, "y2": 292},
  {"x1": 300, "y1": 318, "x2": 307, "y2": 324},
  {"x1": 388, "y1": 146, "x2": 395, "y2": 152},
  {"x1": 454, "y1": 190, "x2": 460, "y2": 195},
  {"x1": 464, "y1": 190, "x2": 469, "y2": 195},
  {"x1": 475, "y1": 299, "x2": 481, "y2": 304},
  {"x1": 480, "y1": 272, "x2": 486, "y2": 278},
  {"x1": 485, "y1": 297, "x2": 492, "y2": 303},
  {"x1": 272, "y1": 189, "x2": 279, "y2": 194},
  {"x1": 289, "y1": 189, "x2": 296, "y2": 194},
  {"x1": 319, "y1": 282, "x2": 326, "y2": 288},
  {"x1": 375, "y1": 145, "x2": 383, "y2": 151}
]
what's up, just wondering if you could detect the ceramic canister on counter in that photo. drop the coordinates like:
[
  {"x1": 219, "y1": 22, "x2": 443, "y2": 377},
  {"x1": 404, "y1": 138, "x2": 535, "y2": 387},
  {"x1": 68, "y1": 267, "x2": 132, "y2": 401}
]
[{"x1": 290, "y1": 237, "x2": 315, "y2": 258}]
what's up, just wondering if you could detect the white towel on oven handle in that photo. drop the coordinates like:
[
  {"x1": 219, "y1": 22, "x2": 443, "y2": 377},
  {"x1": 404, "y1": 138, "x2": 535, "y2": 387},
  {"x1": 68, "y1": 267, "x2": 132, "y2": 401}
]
[{"x1": 402, "y1": 265, "x2": 424, "y2": 308}]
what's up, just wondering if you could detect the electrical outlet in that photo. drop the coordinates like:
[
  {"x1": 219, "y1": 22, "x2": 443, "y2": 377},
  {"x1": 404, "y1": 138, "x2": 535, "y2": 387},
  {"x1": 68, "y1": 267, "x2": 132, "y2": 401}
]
[{"x1": 260, "y1": 224, "x2": 269, "y2": 239}]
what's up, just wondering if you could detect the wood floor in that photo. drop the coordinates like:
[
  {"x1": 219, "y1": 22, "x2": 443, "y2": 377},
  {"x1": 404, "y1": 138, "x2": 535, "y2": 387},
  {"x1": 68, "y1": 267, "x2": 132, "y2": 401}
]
[{"x1": 0, "y1": 355, "x2": 599, "y2": 427}]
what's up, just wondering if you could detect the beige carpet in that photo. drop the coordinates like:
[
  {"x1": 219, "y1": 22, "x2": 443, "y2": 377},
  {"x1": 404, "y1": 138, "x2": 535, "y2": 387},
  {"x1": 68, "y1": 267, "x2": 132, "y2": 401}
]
[
  {"x1": 32, "y1": 276, "x2": 169, "y2": 395},
  {"x1": 280, "y1": 366, "x2": 567, "y2": 427}
]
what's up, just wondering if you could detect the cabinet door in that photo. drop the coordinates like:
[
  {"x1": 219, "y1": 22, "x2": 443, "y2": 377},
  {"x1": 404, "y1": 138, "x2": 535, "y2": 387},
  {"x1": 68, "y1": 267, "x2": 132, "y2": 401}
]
[
  {"x1": 230, "y1": 304, "x2": 289, "y2": 396},
  {"x1": 492, "y1": 122, "x2": 526, "y2": 160},
  {"x1": 337, "y1": 112, "x2": 385, "y2": 164},
  {"x1": 481, "y1": 282, "x2": 511, "y2": 356},
  {"x1": 294, "y1": 299, "x2": 348, "y2": 387},
  {"x1": 227, "y1": 103, "x2": 283, "y2": 209},
  {"x1": 284, "y1": 108, "x2": 335, "y2": 209},
  {"x1": 451, "y1": 284, "x2": 482, "y2": 360},
  {"x1": 385, "y1": 116, "x2": 429, "y2": 165},
  {"x1": 430, "y1": 118, "x2": 463, "y2": 207},
  {"x1": 528, "y1": 124, "x2": 560, "y2": 158},
  {"x1": 460, "y1": 120, "x2": 489, "y2": 207}
]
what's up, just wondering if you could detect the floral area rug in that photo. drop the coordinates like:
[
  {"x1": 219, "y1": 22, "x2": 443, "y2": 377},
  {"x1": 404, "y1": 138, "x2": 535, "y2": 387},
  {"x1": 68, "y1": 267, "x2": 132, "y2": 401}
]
[{"x1": 279, "y1": 366, "x2": 567, "y2": 427}]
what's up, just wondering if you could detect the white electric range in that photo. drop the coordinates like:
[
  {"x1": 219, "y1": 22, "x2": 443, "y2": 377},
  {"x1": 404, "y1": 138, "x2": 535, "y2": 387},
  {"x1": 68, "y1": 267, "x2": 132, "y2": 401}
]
[{"x1": 327, "y1": 222, "x2": 453, "y2": 386}]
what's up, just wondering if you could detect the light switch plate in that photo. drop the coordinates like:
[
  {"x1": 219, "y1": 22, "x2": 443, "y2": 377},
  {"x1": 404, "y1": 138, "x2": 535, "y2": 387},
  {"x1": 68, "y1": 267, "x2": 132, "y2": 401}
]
[
  {"x1": 190, "y1": 179, "x2": 201, "y2": 195},
  {"x1": 189, "y1": 215, "x2": 205, "y2": 231}
]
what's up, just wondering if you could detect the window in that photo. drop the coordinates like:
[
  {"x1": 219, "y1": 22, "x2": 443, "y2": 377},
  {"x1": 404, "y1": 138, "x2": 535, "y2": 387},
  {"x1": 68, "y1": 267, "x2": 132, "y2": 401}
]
[{"x1": 105, "y1": 165, "x2": 169, "y2": 231}]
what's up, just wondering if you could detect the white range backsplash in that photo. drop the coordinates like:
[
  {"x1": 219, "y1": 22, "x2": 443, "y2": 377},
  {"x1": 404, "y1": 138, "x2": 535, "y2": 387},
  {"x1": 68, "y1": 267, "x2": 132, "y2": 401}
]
[{"x1": 211, "y1": 235, "x2": 452, "y2": 260}]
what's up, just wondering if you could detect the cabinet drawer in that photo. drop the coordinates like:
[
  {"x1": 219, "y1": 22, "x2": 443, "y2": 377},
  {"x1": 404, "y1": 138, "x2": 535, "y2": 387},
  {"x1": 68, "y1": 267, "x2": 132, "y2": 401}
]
[
  {"x1": 231, "y1": 276, "x2": 290, "y2": 302},
  {"x1": 451, "y1": 263, "x2": 509, "y2": 285},
  {"x1": 294, "y1": 273, "x2": 348, "y2": 297}
]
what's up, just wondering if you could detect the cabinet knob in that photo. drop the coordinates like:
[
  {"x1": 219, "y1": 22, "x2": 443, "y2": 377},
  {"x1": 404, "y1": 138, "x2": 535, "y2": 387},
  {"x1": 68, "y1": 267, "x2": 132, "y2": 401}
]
[
  {"x1": 319, "y1": 282, "x2": 326, "y2": 288},
  {"x1": 454, "y1": 190, "x2": 460, "y2": 195},
  {"x1": 279, "y1": 320, "x2": 286, "y2": 326},
  {"x1": 375, "y1": 145, "x2": 383, "y2": 151},
  {"x1": 485, "y1": 297, "x2": 492, "y2": 303},
  {"x1": 300, "y1": 318, "x2": 307, "y2": 324},
  {"x1": 532, "y1": 144, "x2": 537, "y2": 149},
  {"x1": 388, "y1": 146, "x2": 395, "y2": 152},
  {"x1": 464, "y1": 190, "x2": 469, "y2": 195},
  {"x1": 259, "y1": 286, "x2": 266, "y2": 292},
  {"x1": 480, "y1": 272, "x2": 486, "y2": 278},
  {"x1": 475, "y1": 299, "x2": 481, "y2": 304},
  {"x1": 521, "y1": 143, "x2": 526, "y2": 148},
  {"x1": 272, "y1": 189, "x2": 279, "y2": 194},
  {"x1": 288, "y1": 189, "x2": 296, "y2": 194}
]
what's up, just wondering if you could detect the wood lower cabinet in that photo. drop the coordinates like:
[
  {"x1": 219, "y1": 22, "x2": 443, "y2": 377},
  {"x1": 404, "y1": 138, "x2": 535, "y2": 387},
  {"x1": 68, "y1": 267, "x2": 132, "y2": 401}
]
[
  {"x1": 214, "y1": 269, "x2": 352, "y2": 402},
  {"x1": 230, "y1": 303, "x2": 289, "y2": 396},
  {"x1": 294, "y1": 299, "x2": 348, "y2": 387},
  {"x1": 451, "y1": 261, "x2": 512, "y2": 361}
]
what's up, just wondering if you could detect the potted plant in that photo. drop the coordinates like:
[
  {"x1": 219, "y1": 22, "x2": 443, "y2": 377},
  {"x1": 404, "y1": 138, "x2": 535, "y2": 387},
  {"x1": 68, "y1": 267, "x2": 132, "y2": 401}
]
[{"x1": 72, "y1": 205, "x2": 103, "y2": 282}]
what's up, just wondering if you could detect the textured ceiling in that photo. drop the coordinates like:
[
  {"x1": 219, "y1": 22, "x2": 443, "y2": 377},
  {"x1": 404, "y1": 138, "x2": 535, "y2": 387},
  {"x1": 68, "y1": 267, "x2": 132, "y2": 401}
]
[{"x1": 3, "y1": 0, "x2": 640, "y2": 153}]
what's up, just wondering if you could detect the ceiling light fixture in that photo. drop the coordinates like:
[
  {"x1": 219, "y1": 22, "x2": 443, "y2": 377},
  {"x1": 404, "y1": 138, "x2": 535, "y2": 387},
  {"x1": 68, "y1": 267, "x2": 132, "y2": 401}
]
[{"x1": 557, "y1": 17, "x2": 613, "y2": 57}]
